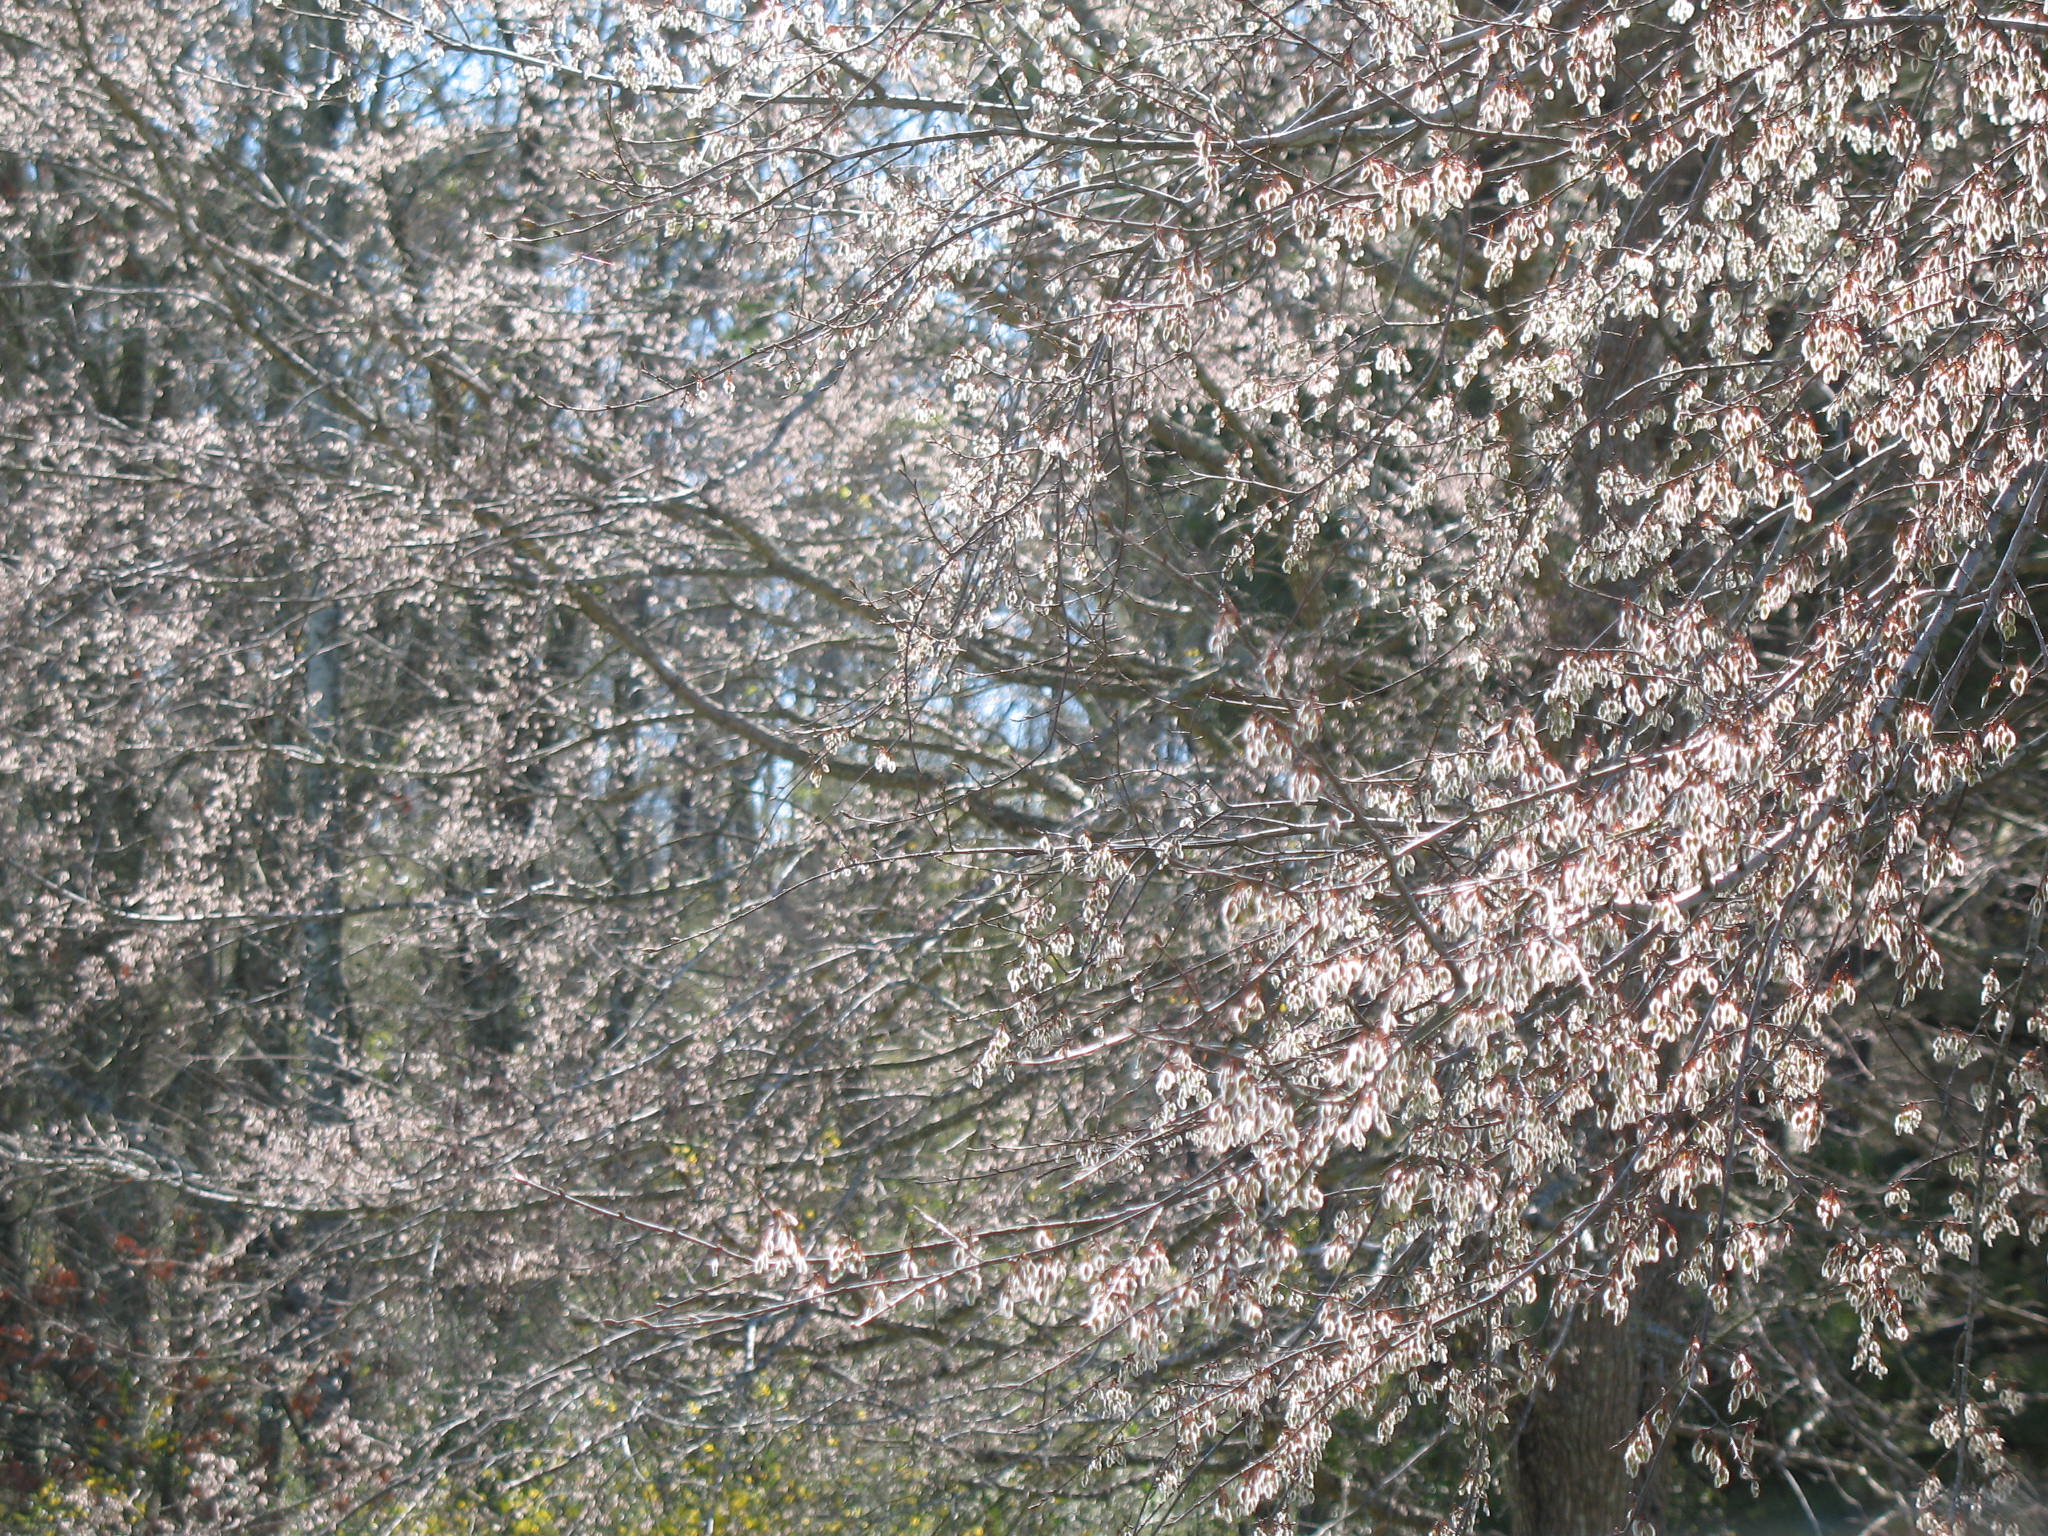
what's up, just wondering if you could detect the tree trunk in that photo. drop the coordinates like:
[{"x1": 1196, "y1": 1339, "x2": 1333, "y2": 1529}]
[
  {"x1": 1510, "y1": 1268, "x2": 1686, "y2": 1536},
  {"x1": 1511, "y1": 1310, "x2": 1641, "y2": 1536},
  {"x1": 301, "y1": 598, "x2": 348, "y2": 1116}
]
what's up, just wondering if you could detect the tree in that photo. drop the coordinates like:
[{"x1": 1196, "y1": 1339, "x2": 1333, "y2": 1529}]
[
  {"x1": 0, "y1": 1, "x2": 755, "y2": 1523},
  {"x1": 478, "y1": 0, "x2": 2048, "y2": 1531},
  {"x1": 4, "y1": 0, "x2": 2048, "y2": 1534}
]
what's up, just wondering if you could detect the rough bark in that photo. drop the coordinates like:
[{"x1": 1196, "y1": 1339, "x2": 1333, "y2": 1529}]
[{"x1": 1510, "y1": 1267, "x2": 1688, "y2": 1536}]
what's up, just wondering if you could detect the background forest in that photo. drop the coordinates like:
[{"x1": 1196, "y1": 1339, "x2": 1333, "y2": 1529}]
[{"x1": 4, "y1": 1, "x2": 2048, "y2": 1533}]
